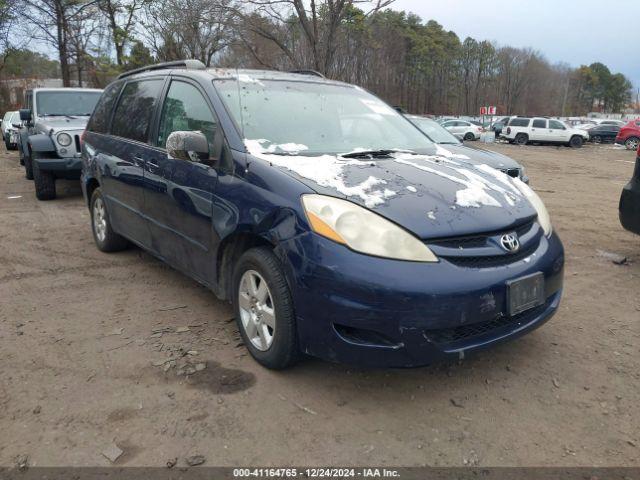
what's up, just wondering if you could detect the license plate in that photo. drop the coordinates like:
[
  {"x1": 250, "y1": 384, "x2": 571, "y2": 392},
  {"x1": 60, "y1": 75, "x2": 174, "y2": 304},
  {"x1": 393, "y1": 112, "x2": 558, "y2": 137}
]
[{"x1": 507, "y1": 272, "x2": 545, "y2": 316}]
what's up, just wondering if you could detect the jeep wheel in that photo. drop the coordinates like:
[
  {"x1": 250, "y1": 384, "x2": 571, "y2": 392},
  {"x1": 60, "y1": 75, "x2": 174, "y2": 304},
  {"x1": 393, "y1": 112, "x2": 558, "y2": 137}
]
[
  {"x1": 569, "y1": 136, "x2": 583, "y2": 148},
  {"x1": 24, "y1": 154, "x2": 34, "y2": 180},
  {"x1": 33, "y1": 157, "x2": 56, "y2": 200},
  {"x1": 233, "y1": 247, "x2": 299, "y2": 369},
  {"x1": 90, "y1": 188, "x2": 129, "y2": 252},
  {"x1": 625, "y1": 137, "x2": 640, "y2": 151},
  {"x1": 463, "y1": 132, "x2": 475, "y2": 141},
  {"x1": 514, "y1": 133, "x2": 528, "y2": 146}
]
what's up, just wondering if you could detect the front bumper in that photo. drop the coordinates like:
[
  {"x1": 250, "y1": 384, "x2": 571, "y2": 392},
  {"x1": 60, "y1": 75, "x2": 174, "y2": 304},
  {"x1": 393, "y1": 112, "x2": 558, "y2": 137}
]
[
  {"x1": 619, "y1": 157, "x2": 640, "y2": 234},
  {"x1": 281, "y1": 231, "x2": 564, "y2": 367},
  {"x1": 34, "y1": 155, "x2": 82, "y2": 179}
]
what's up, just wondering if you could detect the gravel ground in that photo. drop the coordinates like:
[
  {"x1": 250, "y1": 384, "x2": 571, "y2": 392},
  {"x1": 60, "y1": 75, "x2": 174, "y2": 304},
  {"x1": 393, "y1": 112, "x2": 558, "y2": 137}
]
[{"x1": 0, "y1": 142, "x2": 638, "y2": 468}]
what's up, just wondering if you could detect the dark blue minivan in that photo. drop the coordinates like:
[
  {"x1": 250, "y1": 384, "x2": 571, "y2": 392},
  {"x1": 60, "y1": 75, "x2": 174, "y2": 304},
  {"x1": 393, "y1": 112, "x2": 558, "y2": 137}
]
[{"x1": 81, "y1": 60, "x2": 564, "y2": 369}]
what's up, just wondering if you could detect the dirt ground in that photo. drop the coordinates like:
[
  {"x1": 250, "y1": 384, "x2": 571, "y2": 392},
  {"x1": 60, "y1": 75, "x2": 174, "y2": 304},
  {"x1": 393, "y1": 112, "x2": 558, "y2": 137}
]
[{"x1": 0, "y1": 141, "x2": 638, "y2": 468}]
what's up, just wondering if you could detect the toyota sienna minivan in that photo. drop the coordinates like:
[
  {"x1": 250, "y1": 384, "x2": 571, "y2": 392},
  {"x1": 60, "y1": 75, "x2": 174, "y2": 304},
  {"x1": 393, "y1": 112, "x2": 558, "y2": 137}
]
[{"x1": 81, "y1": 60, "x2": 564, "y2": 369}]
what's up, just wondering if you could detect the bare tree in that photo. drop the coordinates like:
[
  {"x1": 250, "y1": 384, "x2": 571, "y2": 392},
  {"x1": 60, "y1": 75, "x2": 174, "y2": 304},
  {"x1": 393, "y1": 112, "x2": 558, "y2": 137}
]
[
  {"x1": 19, "y1": 0, "x2": 99, "y2": 86},
  {"x1": 233, "y1": 0, "x2": 395, "y2": 76},
  {"x1": 144, "y1": 0, "x2": 233, "y2": 67},
  {"x1": 98, "y1": 0, "x2": 148, "y2": 66}
]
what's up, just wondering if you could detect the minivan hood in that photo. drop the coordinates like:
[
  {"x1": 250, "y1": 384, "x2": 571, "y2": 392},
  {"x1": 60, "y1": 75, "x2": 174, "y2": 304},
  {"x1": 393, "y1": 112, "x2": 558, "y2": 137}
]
[
  {"x1": 246, "y1": 141, "x2": 537, "y2": 239},
  {"x1": 37, "y1": 116, "x2": 88, "y2": 132}
]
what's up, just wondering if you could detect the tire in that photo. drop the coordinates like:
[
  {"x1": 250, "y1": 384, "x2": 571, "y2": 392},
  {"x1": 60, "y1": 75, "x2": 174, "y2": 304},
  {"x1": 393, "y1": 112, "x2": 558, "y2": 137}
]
[
  {"x1": 24, "y1": 153, "x2": 34, "y2": 180},
  {"x1": 569, "y1": 136, "x2": 583, "y2": 148},
  {"x1": 514, "y1": 133, "x2": 528, "y2": 146},
  {"x1": 90, "y1": 187, "x2": 129, "y2": 252},
  {"x1": 592, "y1": 135, "x2": 602, "y2": 144},
  {"x1": 232, "y1": 247, "x2": 299, "y2": 369},
  {"x1": 463, "y1": 132, "x2": 475, "y2": 141},
  {"x1": 625, "y1": 137, "x2": 640, "y2": 151},
  {"x1": 32, "y1": 156, "x2": 56, "y2": 200},
  {"x1": 4, "y1": 137, "x2": 10, "y2": 150}
]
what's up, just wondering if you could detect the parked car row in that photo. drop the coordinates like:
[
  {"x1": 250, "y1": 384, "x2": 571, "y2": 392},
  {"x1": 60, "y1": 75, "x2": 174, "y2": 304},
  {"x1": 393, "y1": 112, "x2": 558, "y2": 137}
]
[{"x1": 8, "y1": 60, "x2": 636, "y2": 370}]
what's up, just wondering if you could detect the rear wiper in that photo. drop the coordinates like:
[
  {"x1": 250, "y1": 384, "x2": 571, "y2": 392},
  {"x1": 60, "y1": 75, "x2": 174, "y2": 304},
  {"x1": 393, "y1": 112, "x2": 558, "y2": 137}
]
[{"x1": 341, "y1": 149, "x2": 416, "y2": 159}]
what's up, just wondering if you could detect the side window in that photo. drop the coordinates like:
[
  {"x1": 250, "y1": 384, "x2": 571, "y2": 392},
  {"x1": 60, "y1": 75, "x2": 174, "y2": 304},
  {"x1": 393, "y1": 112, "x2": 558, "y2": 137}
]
[
  {"x1": 87, "y1": 81, "x2": 124, "y2": 134},
  {"x1": 510, "y1": 118, "x2": 530, "y2": 127},
  {"x1": 532, "y1": 119, "x2": 546, "y2": 128},
  {"x1": 549, "y1": 120, "x2": 565, "y2": 130},
  {"x1": 157, "y1": 81, "x2": 217, "y2": 150},
  {"x1": 111, "y1": 79, "x2": 163, "y2": 143}
]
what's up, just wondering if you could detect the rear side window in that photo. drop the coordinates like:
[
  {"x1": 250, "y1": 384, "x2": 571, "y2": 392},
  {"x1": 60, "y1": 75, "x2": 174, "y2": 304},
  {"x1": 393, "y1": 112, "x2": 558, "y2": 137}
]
[
  {"x1": 549, "y1": 120, "x2": 565, "y2": 130},
  {"x1": 111, "y1": 79, "x2": 164, "y2": 143},
  {"x1": 87, "y1": 81, "x2": 123, "y2": 134},
  {"x1": 532, "y1": 119, "x2": 546, "y2": 128},
  {"x1": 509, "y1": 118, "x2": 530, "y2": 127}
]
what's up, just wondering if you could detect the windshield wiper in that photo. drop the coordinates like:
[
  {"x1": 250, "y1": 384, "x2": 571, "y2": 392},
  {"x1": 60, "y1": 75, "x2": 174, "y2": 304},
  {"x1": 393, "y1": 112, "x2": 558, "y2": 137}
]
[{"x1": 341, "y1": 149, "x2": 416, "y2": 159}]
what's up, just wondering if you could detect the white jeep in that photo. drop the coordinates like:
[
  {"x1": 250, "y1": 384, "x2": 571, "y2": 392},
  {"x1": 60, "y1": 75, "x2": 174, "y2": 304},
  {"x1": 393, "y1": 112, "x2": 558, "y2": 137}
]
[{"x1": 502, "y1": 117, "x2": 589, "y2": 148}]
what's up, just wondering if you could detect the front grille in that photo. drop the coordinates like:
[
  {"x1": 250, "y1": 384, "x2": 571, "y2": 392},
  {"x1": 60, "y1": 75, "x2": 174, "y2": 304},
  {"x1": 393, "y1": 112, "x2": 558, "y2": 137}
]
[
  {"x1": 430, "y1": 220, "x2": 535, "y2": 251},
  {"x1": 424, "y1": 302, "x2": 547, "y2": 345},
  {"x1": 74, "y1": 134, "x2": 81, "y2": 153},
  {"x1": 442, "y1": 241, "x2": 538, "y2": 268}
]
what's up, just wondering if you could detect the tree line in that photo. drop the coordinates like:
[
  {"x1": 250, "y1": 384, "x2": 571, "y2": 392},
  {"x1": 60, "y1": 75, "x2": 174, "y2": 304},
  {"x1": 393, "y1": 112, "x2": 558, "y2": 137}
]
[{"x1": 1, "y1": 0, "x2": 635, "y2": 116}]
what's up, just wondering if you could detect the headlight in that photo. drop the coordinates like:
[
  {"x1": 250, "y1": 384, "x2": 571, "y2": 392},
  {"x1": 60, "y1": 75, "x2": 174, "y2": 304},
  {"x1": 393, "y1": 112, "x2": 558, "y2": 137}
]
[
  {"x1": 513, "y1": 179, "x2": 552, "y2": 236},
  {"x1": 301, "y1": 194, "x2": 438, "y2": 262},
  {"x1": 57, "y1": 133, "x2": 72, "y2": 147}
]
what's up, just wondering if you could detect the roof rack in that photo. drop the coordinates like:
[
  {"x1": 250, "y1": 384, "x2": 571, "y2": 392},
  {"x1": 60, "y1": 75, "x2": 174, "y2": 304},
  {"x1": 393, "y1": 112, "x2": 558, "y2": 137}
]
[
  {"x1": 117, "y1": 59, "x2": 206, "y2": 80},
  {"x1": 289, "y1": 69, "x2": 326, "y2": 78}
]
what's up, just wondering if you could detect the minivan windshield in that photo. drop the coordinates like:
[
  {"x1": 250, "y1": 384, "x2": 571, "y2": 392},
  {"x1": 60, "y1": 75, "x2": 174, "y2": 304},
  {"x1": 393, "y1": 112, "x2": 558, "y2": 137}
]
[
  {"x1": 215, "y1": 78, "x2": 435, "y2": 156},
  {"x1": 36, "y1": 91, "x2": 102, "y2": 117},
  {"x1": 407, "y1": 116, "x2": 460, "y2": 144}
]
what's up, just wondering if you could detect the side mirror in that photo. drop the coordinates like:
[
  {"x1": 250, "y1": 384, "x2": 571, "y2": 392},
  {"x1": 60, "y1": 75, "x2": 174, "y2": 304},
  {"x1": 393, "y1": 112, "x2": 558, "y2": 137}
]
[
  {"x1": 166, "y1": 131, "x2": 209, "y2": 163},
  {"x1": 19, "y1": 109, "x2": 32, "y2": 122}
]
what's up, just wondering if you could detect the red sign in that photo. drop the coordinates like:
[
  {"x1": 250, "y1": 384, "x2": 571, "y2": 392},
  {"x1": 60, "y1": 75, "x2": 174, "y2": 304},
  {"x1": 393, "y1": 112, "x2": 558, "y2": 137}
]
[
  {"x1": 480, "y1": 106, "x2": 487, "y2": 115},
  {"x1": 488, "y1": 106, "x2": 497, "y2": 115}
]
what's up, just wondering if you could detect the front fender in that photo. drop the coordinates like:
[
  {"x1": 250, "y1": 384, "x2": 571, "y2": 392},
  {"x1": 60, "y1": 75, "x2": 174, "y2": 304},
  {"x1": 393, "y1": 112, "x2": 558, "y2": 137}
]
[{"x1": 28, "y1": 134, "x2": 56, "y2": 153}]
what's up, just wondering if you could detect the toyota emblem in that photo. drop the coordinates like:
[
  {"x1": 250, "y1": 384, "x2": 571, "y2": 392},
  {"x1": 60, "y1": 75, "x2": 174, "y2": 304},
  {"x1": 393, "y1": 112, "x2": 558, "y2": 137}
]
[{"x1": 500, "y1": 233, "x2": 520, "y2": 252}]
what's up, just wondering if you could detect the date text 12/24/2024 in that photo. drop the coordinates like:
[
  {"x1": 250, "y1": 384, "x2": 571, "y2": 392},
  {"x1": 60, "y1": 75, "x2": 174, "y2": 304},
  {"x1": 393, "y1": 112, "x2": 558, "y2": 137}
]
[{"x1": 233, "y1": 468, "x2": 401, "y2": 478}]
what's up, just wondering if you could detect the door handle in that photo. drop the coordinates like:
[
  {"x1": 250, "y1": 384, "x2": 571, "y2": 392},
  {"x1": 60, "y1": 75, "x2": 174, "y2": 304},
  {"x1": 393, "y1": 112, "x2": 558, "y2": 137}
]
[{"x1": 132, "y1": 156, "x2": 145, "y2": 167}]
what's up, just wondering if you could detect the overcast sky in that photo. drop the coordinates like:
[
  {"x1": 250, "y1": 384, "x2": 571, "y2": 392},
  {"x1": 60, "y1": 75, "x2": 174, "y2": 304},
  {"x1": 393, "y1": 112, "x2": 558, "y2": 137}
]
[{"x1": 390, "y1": 0, "x2": 640, "y2": 89}]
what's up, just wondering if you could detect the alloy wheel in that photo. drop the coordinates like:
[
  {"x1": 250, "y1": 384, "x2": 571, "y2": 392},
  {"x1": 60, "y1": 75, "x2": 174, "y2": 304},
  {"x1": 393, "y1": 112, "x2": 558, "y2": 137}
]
[
  {"x1": 626, "y1": 138, "x2": 639, "y2": 150},
  {"x1": 238, "y1": 270, "x2": 275, "y2": 351},
  {"x1": 93, "y1": 197, "x2": 107, "y2": 243}
]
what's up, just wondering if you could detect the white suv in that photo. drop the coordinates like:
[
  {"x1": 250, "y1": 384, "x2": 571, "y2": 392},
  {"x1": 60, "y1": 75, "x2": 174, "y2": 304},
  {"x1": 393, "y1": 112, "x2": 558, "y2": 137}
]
[{"x1": 502, "y1": 117, "x2": 589, "y2": 148}]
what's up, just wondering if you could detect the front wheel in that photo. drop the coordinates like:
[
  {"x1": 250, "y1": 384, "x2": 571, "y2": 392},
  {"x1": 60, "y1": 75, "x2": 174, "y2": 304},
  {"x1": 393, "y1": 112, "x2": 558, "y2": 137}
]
[
  {"x1": 24, "y1": 153, "x2": 34, "y2": 180},
  {"x1": 625, "y1": 137, "x2": 640, "y2": 150},
  {"x1": 233, "y1": 247, "x2": 299, "y2": 369},
  {"x1": 33, "y1": 158, "x2": 56, "y2": 200},
  {"x1": 591, "y1": 135, "x2": 602, "y2": 144},
  {"x1": 464, "y1": 132, "x2": 475, "y2": 141},
  {"x1": 569, "y1": 136, "x2": 583, "y2": 148},
  {"x1": 90, "y1": 188, "x2": 129, "y2": 252},
  {"x1": 514, "y1": 133, "x2": 528, "y2": 146}
]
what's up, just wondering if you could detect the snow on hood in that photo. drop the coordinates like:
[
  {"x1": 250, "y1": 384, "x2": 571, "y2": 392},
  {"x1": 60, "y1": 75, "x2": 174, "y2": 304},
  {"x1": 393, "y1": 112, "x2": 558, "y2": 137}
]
[
  {"x1": 244, "y1": 139, "x2": 527, "y2": 211},
  {"x1": 245, "y1": 139, "x2": 397, "y2": 208}
]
